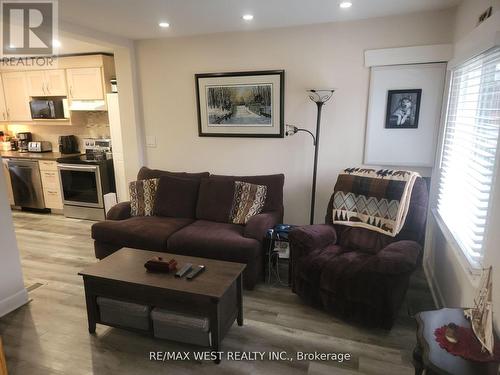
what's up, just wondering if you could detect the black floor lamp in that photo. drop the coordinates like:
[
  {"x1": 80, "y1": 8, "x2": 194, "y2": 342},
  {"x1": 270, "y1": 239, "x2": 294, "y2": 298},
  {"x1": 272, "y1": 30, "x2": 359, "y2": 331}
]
[{"x1": 286, "y1": 89, "x2": 335, "y2": 225}]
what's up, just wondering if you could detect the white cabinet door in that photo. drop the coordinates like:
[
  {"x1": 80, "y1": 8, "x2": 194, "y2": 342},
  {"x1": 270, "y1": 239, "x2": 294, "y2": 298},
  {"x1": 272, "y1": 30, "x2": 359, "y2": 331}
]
[
  {"x1": 45, "y1": 70, "x2": 67, "y2": 96},
  {"x1": 66, "y1": 68, "x2": 104, "y2": 100},
  {"x1": 2, "y1": 158, "x2": 14, "y2": 205},
  {"x1": 0, "y1": 76, "x2": 8, "y2": 122},
  {"x1": 2, "y1": 72, "x2": 31, "y2": 121},
  {"x1": 26, "y1": 71, "x2": 46, "y2": 96}
]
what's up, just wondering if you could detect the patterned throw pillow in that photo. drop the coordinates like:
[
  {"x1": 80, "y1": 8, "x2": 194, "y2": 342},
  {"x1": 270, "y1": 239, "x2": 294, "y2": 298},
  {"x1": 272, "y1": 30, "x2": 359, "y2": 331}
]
[
  {"x1": 229, "y1": 181, "x2": 267, "y2": 224},
  {"x1": 129, "y1": 178, "x2": 159, "y2": 217}
]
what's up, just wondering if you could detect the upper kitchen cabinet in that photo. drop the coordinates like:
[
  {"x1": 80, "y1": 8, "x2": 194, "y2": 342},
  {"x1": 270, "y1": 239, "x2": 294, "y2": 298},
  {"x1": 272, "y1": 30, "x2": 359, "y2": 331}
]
[
  {"x1": 25, "y1": 71, "x2": 45, "y2": 96},
  {"x1": 45, "y1": 70, "x2": 67, "y2": 96},
  {"x1": 0, "y1": 75, "x2": 8, "y2": 122},
  {"x1": 2, "y1": 72, "x2": 31, "y2": 121},
  {"x1": 27, "y1": 70, "x2": 67, "y2": 96},
  {"x1": 66, "y1": 68, "x2": 104, "y2": 100}
]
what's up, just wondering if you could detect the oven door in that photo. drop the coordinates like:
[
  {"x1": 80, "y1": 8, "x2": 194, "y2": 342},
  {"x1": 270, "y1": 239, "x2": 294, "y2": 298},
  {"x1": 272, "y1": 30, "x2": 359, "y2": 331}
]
[{"x1": 58, "y1": 164, "x2": 103, "y2": 208}]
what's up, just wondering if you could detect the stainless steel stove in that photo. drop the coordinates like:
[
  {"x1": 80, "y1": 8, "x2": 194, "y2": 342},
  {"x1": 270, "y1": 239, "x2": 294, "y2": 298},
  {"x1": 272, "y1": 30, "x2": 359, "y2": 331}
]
[{"x1": 57, "y1": 138, "x2": 115, "y2": 221}]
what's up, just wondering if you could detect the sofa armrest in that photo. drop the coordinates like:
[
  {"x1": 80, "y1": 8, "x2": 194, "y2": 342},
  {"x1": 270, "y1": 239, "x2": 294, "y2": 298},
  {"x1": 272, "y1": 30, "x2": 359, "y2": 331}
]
[
  {"x1": 364, "y1": 240, "x2": 422, "y2": 275},
  {"x1": 243, "y1": 211, "x2": 281, "y2": 242},
  {"x1": 288, "y1": 225, "x2": 337, "y2": 258},
  {"x1": 106, "y1": 201, "x2": 132, "y2": 220}
]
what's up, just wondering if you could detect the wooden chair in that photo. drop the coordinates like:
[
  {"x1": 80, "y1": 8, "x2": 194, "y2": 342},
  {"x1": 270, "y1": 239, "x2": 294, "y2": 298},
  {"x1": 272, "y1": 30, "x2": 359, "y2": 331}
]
[{"x1": 0, "y1": 337, "x2": 7, "y2": 375}]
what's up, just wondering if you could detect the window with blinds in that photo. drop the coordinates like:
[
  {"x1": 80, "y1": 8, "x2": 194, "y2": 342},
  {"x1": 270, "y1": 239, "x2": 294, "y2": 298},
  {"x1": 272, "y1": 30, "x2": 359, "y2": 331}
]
[{"x1": 437, "y1": 46, "x2": 500, "y2": 268}]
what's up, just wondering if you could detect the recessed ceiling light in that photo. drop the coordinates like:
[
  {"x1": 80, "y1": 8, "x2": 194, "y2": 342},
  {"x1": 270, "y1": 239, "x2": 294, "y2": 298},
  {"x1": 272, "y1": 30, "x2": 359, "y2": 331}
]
[
  {"x1": 339, "y1": 1, "x2": 352, "y2": 8},
  {"x1": 52, "y1": 39, "x2": 61, "y2": 48},
  {"x1": 159, "y1": 22, "x2": 170, "y2": 28},
  {"x1": 242, "y1": 14, "x2": 254, "y2": 21}
]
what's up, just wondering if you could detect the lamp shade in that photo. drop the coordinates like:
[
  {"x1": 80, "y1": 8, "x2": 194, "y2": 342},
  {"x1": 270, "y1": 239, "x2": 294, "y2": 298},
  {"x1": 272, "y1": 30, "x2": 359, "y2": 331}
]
[{"x1": 307, "y1": 89, "x2": 335, "y2": 104}]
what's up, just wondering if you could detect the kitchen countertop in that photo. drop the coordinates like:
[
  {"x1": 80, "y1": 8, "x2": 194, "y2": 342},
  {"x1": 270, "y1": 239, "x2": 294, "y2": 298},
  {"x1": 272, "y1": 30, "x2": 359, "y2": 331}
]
[{"x1": 0, "y1": 150, "x2": 82, "y2": 161}]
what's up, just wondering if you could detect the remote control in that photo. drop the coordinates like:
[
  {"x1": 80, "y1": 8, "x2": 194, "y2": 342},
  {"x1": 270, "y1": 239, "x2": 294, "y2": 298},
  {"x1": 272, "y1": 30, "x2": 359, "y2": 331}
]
[
  {"x1": 175, "y1": 263, "x2": 192, "y2": 278},
  {"x1": 186, "y1": 265, "x2": 205, "y2": 280}
]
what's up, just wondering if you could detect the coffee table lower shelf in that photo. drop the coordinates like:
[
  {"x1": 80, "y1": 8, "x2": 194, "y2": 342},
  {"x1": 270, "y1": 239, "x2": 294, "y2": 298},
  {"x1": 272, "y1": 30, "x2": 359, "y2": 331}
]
[{"x1": 82, "y1": 276, "x2": 242, "y2": 364}]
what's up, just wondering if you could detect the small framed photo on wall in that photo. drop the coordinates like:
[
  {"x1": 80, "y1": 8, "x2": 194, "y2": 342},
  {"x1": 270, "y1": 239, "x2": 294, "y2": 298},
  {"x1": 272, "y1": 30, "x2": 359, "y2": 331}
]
[{"x1": 385, "y1": 89, "x2": 422, "y2": 129}]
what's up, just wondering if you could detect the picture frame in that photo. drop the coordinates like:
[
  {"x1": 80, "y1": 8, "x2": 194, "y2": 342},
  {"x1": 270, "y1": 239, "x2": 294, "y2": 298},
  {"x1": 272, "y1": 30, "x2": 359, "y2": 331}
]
[
  {"x1": 195, "y1": 70, "x2": 285, "y2": 138},
  {"x1": 385, "y1": 89, "x2": 422, "y2": 129}
]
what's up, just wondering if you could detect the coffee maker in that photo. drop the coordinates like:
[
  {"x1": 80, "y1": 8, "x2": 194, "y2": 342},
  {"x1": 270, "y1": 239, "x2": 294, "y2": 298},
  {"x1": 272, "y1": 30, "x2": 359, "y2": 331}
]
[
  {"x1": 17, "y1": 132, "x2": 32, "y2": 152},
  {"x1": 59, "y1": 135, "x2": 79, "y2": 154}
]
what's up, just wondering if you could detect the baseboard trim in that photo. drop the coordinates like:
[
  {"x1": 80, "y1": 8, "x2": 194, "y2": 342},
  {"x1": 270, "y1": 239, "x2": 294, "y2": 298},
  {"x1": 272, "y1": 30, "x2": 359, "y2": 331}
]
[
  {"x1": 423, "y1": 261, "x2": 445, "y2": 308},
  {"x1": 0, "y1": 288, "x2": 29, "y2": 317}
]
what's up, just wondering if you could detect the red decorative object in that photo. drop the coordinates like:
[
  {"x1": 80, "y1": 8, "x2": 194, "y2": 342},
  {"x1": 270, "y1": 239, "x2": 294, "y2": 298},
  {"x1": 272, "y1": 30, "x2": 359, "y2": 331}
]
[
  {"x1": 144, "y1": 257, "x2": 178, "y2": 273},
  {"x1": 435, "y1": 325, "x2": 500, "y2": 362}
]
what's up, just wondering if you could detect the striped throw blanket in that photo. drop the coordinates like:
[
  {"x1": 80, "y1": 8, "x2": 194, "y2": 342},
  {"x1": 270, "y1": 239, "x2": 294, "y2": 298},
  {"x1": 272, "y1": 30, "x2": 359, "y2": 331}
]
[{"x1": 332, "y1": 168, "x2": 420, "y2": 237}]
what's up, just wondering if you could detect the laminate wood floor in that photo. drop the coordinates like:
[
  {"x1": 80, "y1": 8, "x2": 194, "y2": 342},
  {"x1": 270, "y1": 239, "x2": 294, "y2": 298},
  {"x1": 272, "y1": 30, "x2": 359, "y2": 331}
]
[{"x1": 0, "y1": 211, "x2": 435, "y2": 375}]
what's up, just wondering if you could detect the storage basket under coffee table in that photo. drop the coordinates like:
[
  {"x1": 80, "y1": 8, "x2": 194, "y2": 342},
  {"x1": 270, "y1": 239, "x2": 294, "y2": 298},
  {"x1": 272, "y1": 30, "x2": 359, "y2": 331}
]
[{"x1": 78, "y1": 248, "x2": 245, "y2": 363}]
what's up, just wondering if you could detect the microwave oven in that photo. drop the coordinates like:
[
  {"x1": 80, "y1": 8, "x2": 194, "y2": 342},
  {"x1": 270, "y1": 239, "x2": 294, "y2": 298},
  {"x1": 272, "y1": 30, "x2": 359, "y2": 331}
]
[{"x1": 29, "y1": 99, "x2": 67, "y2": 119}]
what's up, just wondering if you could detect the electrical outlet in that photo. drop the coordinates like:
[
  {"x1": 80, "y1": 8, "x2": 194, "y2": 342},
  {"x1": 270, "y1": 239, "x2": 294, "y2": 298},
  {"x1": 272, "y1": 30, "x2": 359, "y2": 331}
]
[{"x1": 146, "y1": 135, "x2": 157, "y2": 148}]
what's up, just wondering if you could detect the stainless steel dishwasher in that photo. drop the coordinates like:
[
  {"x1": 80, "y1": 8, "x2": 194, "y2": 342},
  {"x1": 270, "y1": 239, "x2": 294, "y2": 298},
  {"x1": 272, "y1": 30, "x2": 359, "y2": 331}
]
[{"x1": 8, "y1": 159, "x2": 46, "y2": 209}]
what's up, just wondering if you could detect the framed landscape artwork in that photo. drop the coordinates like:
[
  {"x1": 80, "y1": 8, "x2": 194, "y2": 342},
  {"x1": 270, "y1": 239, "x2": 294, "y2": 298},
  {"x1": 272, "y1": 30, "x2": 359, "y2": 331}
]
[
  {"x1": 385, "y1": 89, "x2": 422, "y2": 129},
  {"x1": 195, "y1": 70, "x2": 284, "y2": 137}
]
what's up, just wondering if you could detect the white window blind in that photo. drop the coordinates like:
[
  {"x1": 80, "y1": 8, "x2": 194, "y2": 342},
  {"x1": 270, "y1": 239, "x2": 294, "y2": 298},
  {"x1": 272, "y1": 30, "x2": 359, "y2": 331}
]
[{"x1": 437, "y1": 46, "x2": 500, "y2": 268}]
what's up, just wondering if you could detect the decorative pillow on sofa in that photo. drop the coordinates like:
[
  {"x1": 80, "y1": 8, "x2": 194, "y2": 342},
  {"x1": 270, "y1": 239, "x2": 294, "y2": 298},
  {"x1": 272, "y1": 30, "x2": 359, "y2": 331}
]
[
  {"x1": 229, "y1": 181, "x2": 267, "y2": 224},
  {"x1": 196, "y1": 178, "x2": 236, "y2": 223},
  {"x1": 129, "y1": 178, "x2": 159, "y2": 217},
  {"x1": 154, "y1": 176, "x2": 201, "y2": 218}
]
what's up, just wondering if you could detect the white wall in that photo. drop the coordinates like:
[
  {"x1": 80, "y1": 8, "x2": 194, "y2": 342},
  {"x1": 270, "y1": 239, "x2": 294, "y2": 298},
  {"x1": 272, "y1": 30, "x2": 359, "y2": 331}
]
[
  {"x1": 424, "y1": 0, "x2": 500, "y2": 331},
  {"x1": 0, "y1": 157, "x2": 28, "y2": 317},
  {"x1": 135, "y1": 8, "x2": 455, "y2": 224}
]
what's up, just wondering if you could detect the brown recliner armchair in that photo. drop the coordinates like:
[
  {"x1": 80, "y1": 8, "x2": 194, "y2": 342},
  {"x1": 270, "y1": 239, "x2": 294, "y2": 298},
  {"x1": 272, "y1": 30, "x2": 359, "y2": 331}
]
[{"x1": 288, "y1": 177, "x2": 428, "y2": 329}]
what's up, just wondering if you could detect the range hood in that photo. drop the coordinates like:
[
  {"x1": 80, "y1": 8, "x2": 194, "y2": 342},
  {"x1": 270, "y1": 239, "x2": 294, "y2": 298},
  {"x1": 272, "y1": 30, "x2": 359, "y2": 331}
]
[{"x1": 69, "y1": 100, "x2": 107, "y2": 111}]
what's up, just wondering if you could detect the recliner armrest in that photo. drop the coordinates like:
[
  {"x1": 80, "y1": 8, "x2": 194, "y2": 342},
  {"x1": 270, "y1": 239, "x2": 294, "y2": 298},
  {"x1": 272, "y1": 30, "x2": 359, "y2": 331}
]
[
  {"x1": 364, "y1": 240, "x2": 422, "y2": 275},
  {"x1": 243, "y1": 211, "x2": 281, "y2": 242},
  {"x1": 288, "y1": 225, "x2": 337, "y2": 257},
  {"x1": 106, "y1": 201, "x2": 132, "y2": 220}
]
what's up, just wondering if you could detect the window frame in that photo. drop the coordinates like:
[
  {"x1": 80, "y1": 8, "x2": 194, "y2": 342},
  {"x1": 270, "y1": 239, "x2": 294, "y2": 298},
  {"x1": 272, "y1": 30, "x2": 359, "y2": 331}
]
[{"x1": 433, "y1": 46, "x2": 500, "y2": 272}]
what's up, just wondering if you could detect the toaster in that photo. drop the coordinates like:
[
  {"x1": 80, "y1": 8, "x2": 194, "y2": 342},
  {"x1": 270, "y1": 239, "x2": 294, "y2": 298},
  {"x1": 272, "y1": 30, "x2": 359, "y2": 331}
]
[{"x1": 28, "y1": 141, "x2": 53, "y2": 153}]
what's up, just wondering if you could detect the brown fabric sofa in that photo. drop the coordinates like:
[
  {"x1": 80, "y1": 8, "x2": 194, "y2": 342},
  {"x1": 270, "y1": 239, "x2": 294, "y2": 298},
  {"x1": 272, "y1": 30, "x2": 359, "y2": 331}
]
[
  {"x1": 91, "y1": 167, "x2": 284, "y2": 289},
  {"x1": 288, "y1": 177, "x2": 428, "y2": 328}
]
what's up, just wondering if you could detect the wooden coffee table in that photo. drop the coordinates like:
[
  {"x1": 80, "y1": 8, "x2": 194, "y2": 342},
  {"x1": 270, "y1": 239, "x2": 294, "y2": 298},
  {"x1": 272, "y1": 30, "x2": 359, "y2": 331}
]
[{"x1": 78, "y1": 248, "x2": 245, "y2": 363}]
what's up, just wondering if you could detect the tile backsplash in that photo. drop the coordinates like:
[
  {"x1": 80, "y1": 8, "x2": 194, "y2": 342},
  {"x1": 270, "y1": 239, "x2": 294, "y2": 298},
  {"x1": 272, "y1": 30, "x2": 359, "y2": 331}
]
[{"x1": 4, "y1": 111, "x2": 110, "y2": 152}]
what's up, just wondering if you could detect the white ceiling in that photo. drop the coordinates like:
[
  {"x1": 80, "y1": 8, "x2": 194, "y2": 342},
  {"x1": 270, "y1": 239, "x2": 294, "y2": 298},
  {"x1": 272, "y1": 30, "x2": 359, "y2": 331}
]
[
  {"x1": 55, "y1": 34, "x2": 114, "y2": 55},
  {"x1": 59, "y1": 0, "x2": 460, "y2": 41}
]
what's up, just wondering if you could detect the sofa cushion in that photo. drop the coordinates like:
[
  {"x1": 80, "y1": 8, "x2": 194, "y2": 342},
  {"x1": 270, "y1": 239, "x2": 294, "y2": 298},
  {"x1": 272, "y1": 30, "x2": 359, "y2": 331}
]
[
  {"x1": 167, "y1": 220, "x2": 261, "y2": 263},
  {"x1": 129, "y1": 178, "x2": 159, "y2": 217},
  {"x1": 155, "y1": 176, "x2": 200, "y2": 219},
  {"x1": 91, "y1": 216, "x2": 194, "y2": 250},
  {"x1": 196, "y1": 178, "x2": 235, "y2": 223},
  {"x1": 210, "y1": 174, "x2": 284, "y2": 213},
  {"x1": 137, "y1": 167, "x2": 209, "y2": 181},
  {"x1": 229, "y1": 181, "x2": 267, "y2": 224}
]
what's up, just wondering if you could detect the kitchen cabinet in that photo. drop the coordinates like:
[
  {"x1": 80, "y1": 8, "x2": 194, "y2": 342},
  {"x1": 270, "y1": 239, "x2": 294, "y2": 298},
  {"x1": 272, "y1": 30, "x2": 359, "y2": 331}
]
[
  {"x1": 2, "y1": 158, "x2": 14, "y2": 205},
  {"x1": 66, "y1": 68, "x2": 104, "y2": 100},
  {"x1": 45, "y1": 70, "x2": 67, "y2": 96},
  {"x1": 2, "y1": 72, "x2": 31, "y2": 121},
  {"x1": 39, "y1": 161, "x2": 63, "y2": 210},
  {"x1": 27, "y1": 70, "x2": 67, "y2": 97},
  {"x1": 26, "y1": 71, "x2": 45, "y2": 96},
  {"x1": 0, "y1": 76, "x2": 8, "y2": 122}
]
